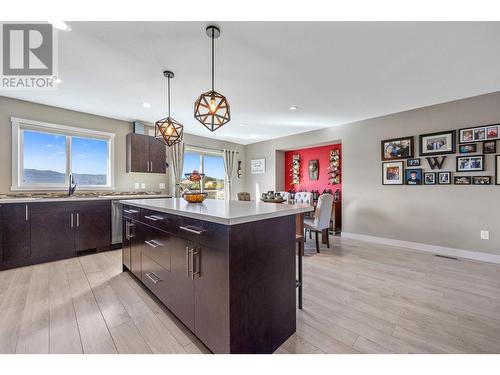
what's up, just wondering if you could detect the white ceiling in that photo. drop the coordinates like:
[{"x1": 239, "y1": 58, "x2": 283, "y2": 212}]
[{"x1": 3, "y1": 22, "x2": 500, "y2": 145}]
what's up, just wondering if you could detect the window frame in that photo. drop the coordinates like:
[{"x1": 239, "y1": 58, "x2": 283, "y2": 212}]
[
  {"x1": 11, "y1": 117, "x2": 115, "y2": 191},
  {"x1": 184, "y1": 145, "x2": 226, "y2": 199}
]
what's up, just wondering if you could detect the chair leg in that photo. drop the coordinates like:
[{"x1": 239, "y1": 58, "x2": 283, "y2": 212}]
[
  {"x1": 326, "y1": 230, "x2": 330, "y2": 248},
  {"x1": 303, "y1": 228, "x2": 307, "y2": 242},
  {"x1": 309, "y1": 228, "x2": 312, "y2": 239},
  {"x1": 298, "y1": 240, "x2": 303, "y2": 310},
  {"x1": 315, "y1": 230, "x2": 320, "y2": 253}
]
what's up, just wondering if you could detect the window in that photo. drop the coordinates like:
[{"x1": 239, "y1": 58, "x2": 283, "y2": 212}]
[
  {"x1": 12, "y1": 118, "x2": 115, "y2": 190},
  {"x1": 181, "y1": 147, "x2": 225, "y2": 200}
]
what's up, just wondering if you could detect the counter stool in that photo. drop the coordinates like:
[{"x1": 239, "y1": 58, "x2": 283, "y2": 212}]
[{"x1": 295, "y1": 234, "x2": 304, "y2": 309}]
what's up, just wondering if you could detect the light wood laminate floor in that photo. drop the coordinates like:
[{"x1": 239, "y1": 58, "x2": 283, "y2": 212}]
[{"x1": 1, "y1": 236, "x2": 499, "y2": 354}]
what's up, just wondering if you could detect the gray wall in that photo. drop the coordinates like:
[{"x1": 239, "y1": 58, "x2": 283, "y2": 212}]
[
  {"x1": 245, "y1": 92, "x2": 500, "y2": 255},
  {"x1": 0, "y1": 96, "x2": 245, "y2": 196}
]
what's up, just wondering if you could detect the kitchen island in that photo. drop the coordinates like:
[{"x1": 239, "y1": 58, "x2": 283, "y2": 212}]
[{"x1": 120, "y1": 198, "x2": 314, "y2": 354}]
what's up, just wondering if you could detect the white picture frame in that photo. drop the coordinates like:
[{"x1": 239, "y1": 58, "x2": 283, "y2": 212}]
[{"x1": 251, "y1": 158, "x2": 266, "y2": 174}]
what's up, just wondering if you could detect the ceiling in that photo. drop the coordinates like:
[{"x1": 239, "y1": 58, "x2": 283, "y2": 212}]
[{"x1": 3, "y1": 22, "x2": 500, "y2": 145}]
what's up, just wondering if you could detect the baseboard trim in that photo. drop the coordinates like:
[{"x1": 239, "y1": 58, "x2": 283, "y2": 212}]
[{"x1": 341, "y1": 232, "x2": 500, "y2": 264}]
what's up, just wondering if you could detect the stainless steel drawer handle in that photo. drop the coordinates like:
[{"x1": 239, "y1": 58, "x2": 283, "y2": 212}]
[
  {"x1": 144, "y1": 215, "x2": 164, "y2": 222},
  {"x1": 179, "y1": 225, "x2": 204, "y2": 235},
  {"x1": 144, "y1": 240, "x2": 163, "y2": 248},
  {"x1": 145, "y1": 272, "x2": 162, "y2": 284},
  {"x1": 124, "y1": 209, "x2": 139, "y2": 214}
]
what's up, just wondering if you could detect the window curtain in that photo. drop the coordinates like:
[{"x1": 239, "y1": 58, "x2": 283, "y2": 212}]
[
  {"x1": 171, "y1": 142, "x2": 185, "y2": 198},
  {"x1": 223, "y1": 149, "x2": 236, "y2": 200}
]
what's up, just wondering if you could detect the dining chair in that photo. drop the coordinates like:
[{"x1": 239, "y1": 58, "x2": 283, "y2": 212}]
[
  {"x1": 304, "y1": 193, "x2": 334, "y2": 253},
  {"x1": 294, "y1": 191, "x2": 312, "y2": 205},
  {"x1": 237, "y1": 192, "x2": 251, "y2": 201}
]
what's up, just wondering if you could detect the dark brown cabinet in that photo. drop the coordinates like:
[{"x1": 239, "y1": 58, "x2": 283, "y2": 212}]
[
  {"x1": 30, "y1": 202, "x2": 75, "y2": 260},
  {"x1": 74, "y1": 201, "x2": 111, "y2": 251},
  {"x1": 2, "y1": 203, "x2": 30, "y2": 264},
  {"x1": 1, "y1": 200, "x2": 112, "y2": 271},
  {"x1": 126, "y1": 133, "x2": 166, "y2": 174}
]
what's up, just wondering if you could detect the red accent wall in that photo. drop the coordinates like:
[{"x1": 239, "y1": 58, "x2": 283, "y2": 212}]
[{"x1": 284, "y1": 143, "x2": 342, "y2": 194}]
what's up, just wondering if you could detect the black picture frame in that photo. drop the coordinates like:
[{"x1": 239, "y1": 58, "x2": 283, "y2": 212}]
[
  {"x1": 459, "y1": 124, "x2": 500, "y2": 144},
  {"x1": 405, "y1": 168, "x2": 423, "y2": 185},
  {"x1": 419, "y1": 130, "x2": 456, "y2": 156},
  {"x1": 458, "y1": 144, "x2": 477, "y2": 154},
  {"x1": 381, "y1": 136, "x2": 414, "y2": 161},
  {"x1": 496, "y1": 155, "x2": 500, "y2": 185},
  {"x1": 472, "y1": 176, "x2": 492, "y2": 185},
  {"x1": 483, "y1": 141, "x2": 497, "y2": 154},
  {"x1": 406, "y1": 158, "x2": 420, "y2": 167},
  {"x1": 454, "y1": 176, "x2": 472, "y2": 185},
  {"x1": 424, "y1": 172, "x2": 436, "y2": 185},
  {"x1": 456, "y1": 155, "x2": 485, "y2": 172},
  {"x1": 382, "y1": 161, "x2": 404, "y2": 185},
  {"x1": 437, "y1": 171, "x2": 451, "y2": 185}
]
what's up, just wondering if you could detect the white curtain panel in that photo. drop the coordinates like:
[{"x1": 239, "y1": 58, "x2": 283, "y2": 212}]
[
  {"x1": 223, "y1": 149, "x2": 236, "y2": 200},
  {"x1": 171, "y1": 142, "x2": 185, "y2": 198}
]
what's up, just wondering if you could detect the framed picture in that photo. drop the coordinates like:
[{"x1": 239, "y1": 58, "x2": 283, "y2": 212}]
[
  {"x1": 381, "y1": 136, "x2": 414, "y2": 161},
  {"x1": 459, "y1": 124, "x2": 500, "y2": 143},
  {"x1": 405, "y1": 168, "x2": 422, "y2": 185},
  {"x1": 424, "y1": 172, "x2": 436, "y2": 185},
  {"x1": 456, "y1": 155, "x2": 485, "y2": 172},
  {"x1": 382, "y1": 161, "x2": 404, "y2": 185},
  {"x1": 496, "y1": 155, "x2": 500, "y2": 185},
  {"x1": 483, "y1": 141, "x2": 497, "y2": 154},
  {"x1": 458, "y1": 144, "x2": 477, "y2": 154},
  {"x1": 472, "y1": 176, "x2": 492, "y2": 185},
  {"x1": 406, "y1": 158, "x2": 420, "y2": 167},
  {"x1": 250, "y1": 158, "x2": 266, "y2": 174},
  {"x1": 454, "y1": 176, "x2": 471, "y2": 185},
  {"x1": 437, "y1": 171, "x2": 451, "y2": 185},
  {"x1": 419, "y1": 130, "x2": 456, "y2": 156}
]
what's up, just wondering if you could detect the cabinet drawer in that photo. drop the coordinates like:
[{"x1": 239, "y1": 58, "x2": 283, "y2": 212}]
[
  {"x1": 173, "y1": 215, "x2": 228, "y2": 249},
  {"x1": 123, "y1": 205, "x2": 141, "y2": 220},
  {"x1": 140, "y1": 208, "x2": 171, "y2": 231},
  {"x1": 142, "y1": 234, "x2": 171, "y2": 272},
  {"x1": 141, "y1": 253, "x2": 169, "y2": 304}
]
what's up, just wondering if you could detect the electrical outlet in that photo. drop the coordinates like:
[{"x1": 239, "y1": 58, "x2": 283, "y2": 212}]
[
  {"x1": 159, "y1": 183, "x2": 166, "y2": 189},
  {"x1": 141, "y1": 183, "x2": 146, "y2": 189},
  {"x1": 134, "y1": 182, "x2": 140, "y2": 189},
  {"x1": 481, "y1": 230, "x2": 490, "y2": 240}
]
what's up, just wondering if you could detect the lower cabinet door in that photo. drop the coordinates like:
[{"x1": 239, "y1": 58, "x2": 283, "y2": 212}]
[
  {"x1": 193, "y1": 244, "x2": 230, "y2": 353},
  {"x1": 130, "y1": 222, "x2": 144, "y2": 279},
  {"x1": 122, "y1": 219, "x2": 133, "y2": 270},
  {"x1": 30, "y1": 203, "x2": 75, "y2": 259},
  {"x1": 75, "y1": 201, "x2": 111, "y2": 251},
  {"x1": 167, "y1": 236, "x2": 195, "y2": 330},
  {"x1": 2, "y1": 204, "x2": 31, "y2": 263}
]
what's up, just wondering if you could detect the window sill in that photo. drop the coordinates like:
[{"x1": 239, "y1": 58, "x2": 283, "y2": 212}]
[{"x1": 11, "y1": 186, "x2": 116, "y2": 192}]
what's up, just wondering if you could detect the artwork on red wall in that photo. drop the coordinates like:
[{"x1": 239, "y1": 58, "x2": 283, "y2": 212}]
[{"x1": 284, "y1": 143, "x2": 342, "y2": 195}]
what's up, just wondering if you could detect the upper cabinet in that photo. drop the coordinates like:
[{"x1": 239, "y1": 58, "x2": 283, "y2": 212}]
[{"x1": 126, "y1": 133, "x2": 167, "y2": 174}]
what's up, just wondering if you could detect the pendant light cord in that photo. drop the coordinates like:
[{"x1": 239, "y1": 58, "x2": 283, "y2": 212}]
[
  {"x1": 167, "y1": 75, "x2": 171, "y2": 117},
  {"x1": 211, "y1": 29, "x2": 215, "y2": 92}
]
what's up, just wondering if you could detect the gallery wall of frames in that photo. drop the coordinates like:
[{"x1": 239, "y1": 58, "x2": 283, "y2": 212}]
[{"x1": 381, "y1": 123, "x2": 500, "y2": 186}]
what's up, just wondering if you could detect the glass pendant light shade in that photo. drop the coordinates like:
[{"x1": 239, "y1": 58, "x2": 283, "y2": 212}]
[
  {"x1": 194, "y1": 25, "x2": 230, "y2": 132},
  {"x1": 155, "y1": 70, "x2": 184, "y2": 146}
]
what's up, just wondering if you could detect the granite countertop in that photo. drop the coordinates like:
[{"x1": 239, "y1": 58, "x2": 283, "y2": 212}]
[
  {"x1": 0, "y1": 192, "x2": 171, "y2": 204},
  {"x1": 120, "y1": 198, "x2": 314, "y2": 225}
]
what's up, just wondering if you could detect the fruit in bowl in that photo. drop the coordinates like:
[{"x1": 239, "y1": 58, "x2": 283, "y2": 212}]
[
  {"x1": 182, "y1": 192, "x2": 208, "y2": 203},
  {"x1": 186, "y1": 170, "x2": 204, "y2": 182}
]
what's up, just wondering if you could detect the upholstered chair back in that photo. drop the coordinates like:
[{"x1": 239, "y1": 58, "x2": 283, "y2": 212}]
[
  {"x1": 313, "y1": 193, "x2": 334, "y2": 230},
  {"x1": 294, "y1": 192, "x2": 313, "y2": 205},
  {"x1": 237, "y1": 192, "x2": 251, "y2": 201}
]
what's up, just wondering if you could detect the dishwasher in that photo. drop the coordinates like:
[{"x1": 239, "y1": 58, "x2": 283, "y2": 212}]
[{"x1": 111, "y1": 200, "x2": 123, "y2": 245}]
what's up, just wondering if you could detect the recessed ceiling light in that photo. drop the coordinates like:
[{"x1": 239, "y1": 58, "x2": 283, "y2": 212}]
[
  {"x1": 289, "y1": 106, "x2": 298, "y2": 111},
  {"x1": 50, "y1": 21, "x2": 71, "y2": 31},
  {"x1": 239, "y1": 124, "x2": 245, "y2": 127},
  {"x1": 142, "y1": 102, "x2": 152, "y2": 108}
]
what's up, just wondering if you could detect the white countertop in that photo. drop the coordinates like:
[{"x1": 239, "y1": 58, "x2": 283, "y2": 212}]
[
  {"x1": 120, "y1": 198, "x2": 314, "y2": 225},
  {"x1": 0, "y1": 194, "x2": 170, "y2": 204}
]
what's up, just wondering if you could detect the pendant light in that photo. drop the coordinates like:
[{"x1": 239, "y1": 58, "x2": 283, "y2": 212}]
[
  {"x1": 155, "y1": 70, "x2": 184, "y2": 146},
  {"x1": 194, "y1": 25, "x2": 231, "y2": 132}
]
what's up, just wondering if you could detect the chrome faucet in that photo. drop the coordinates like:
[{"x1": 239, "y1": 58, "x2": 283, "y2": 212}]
[{"x1": 68, "y1": 174, "x2": 77, "y2": 196}]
